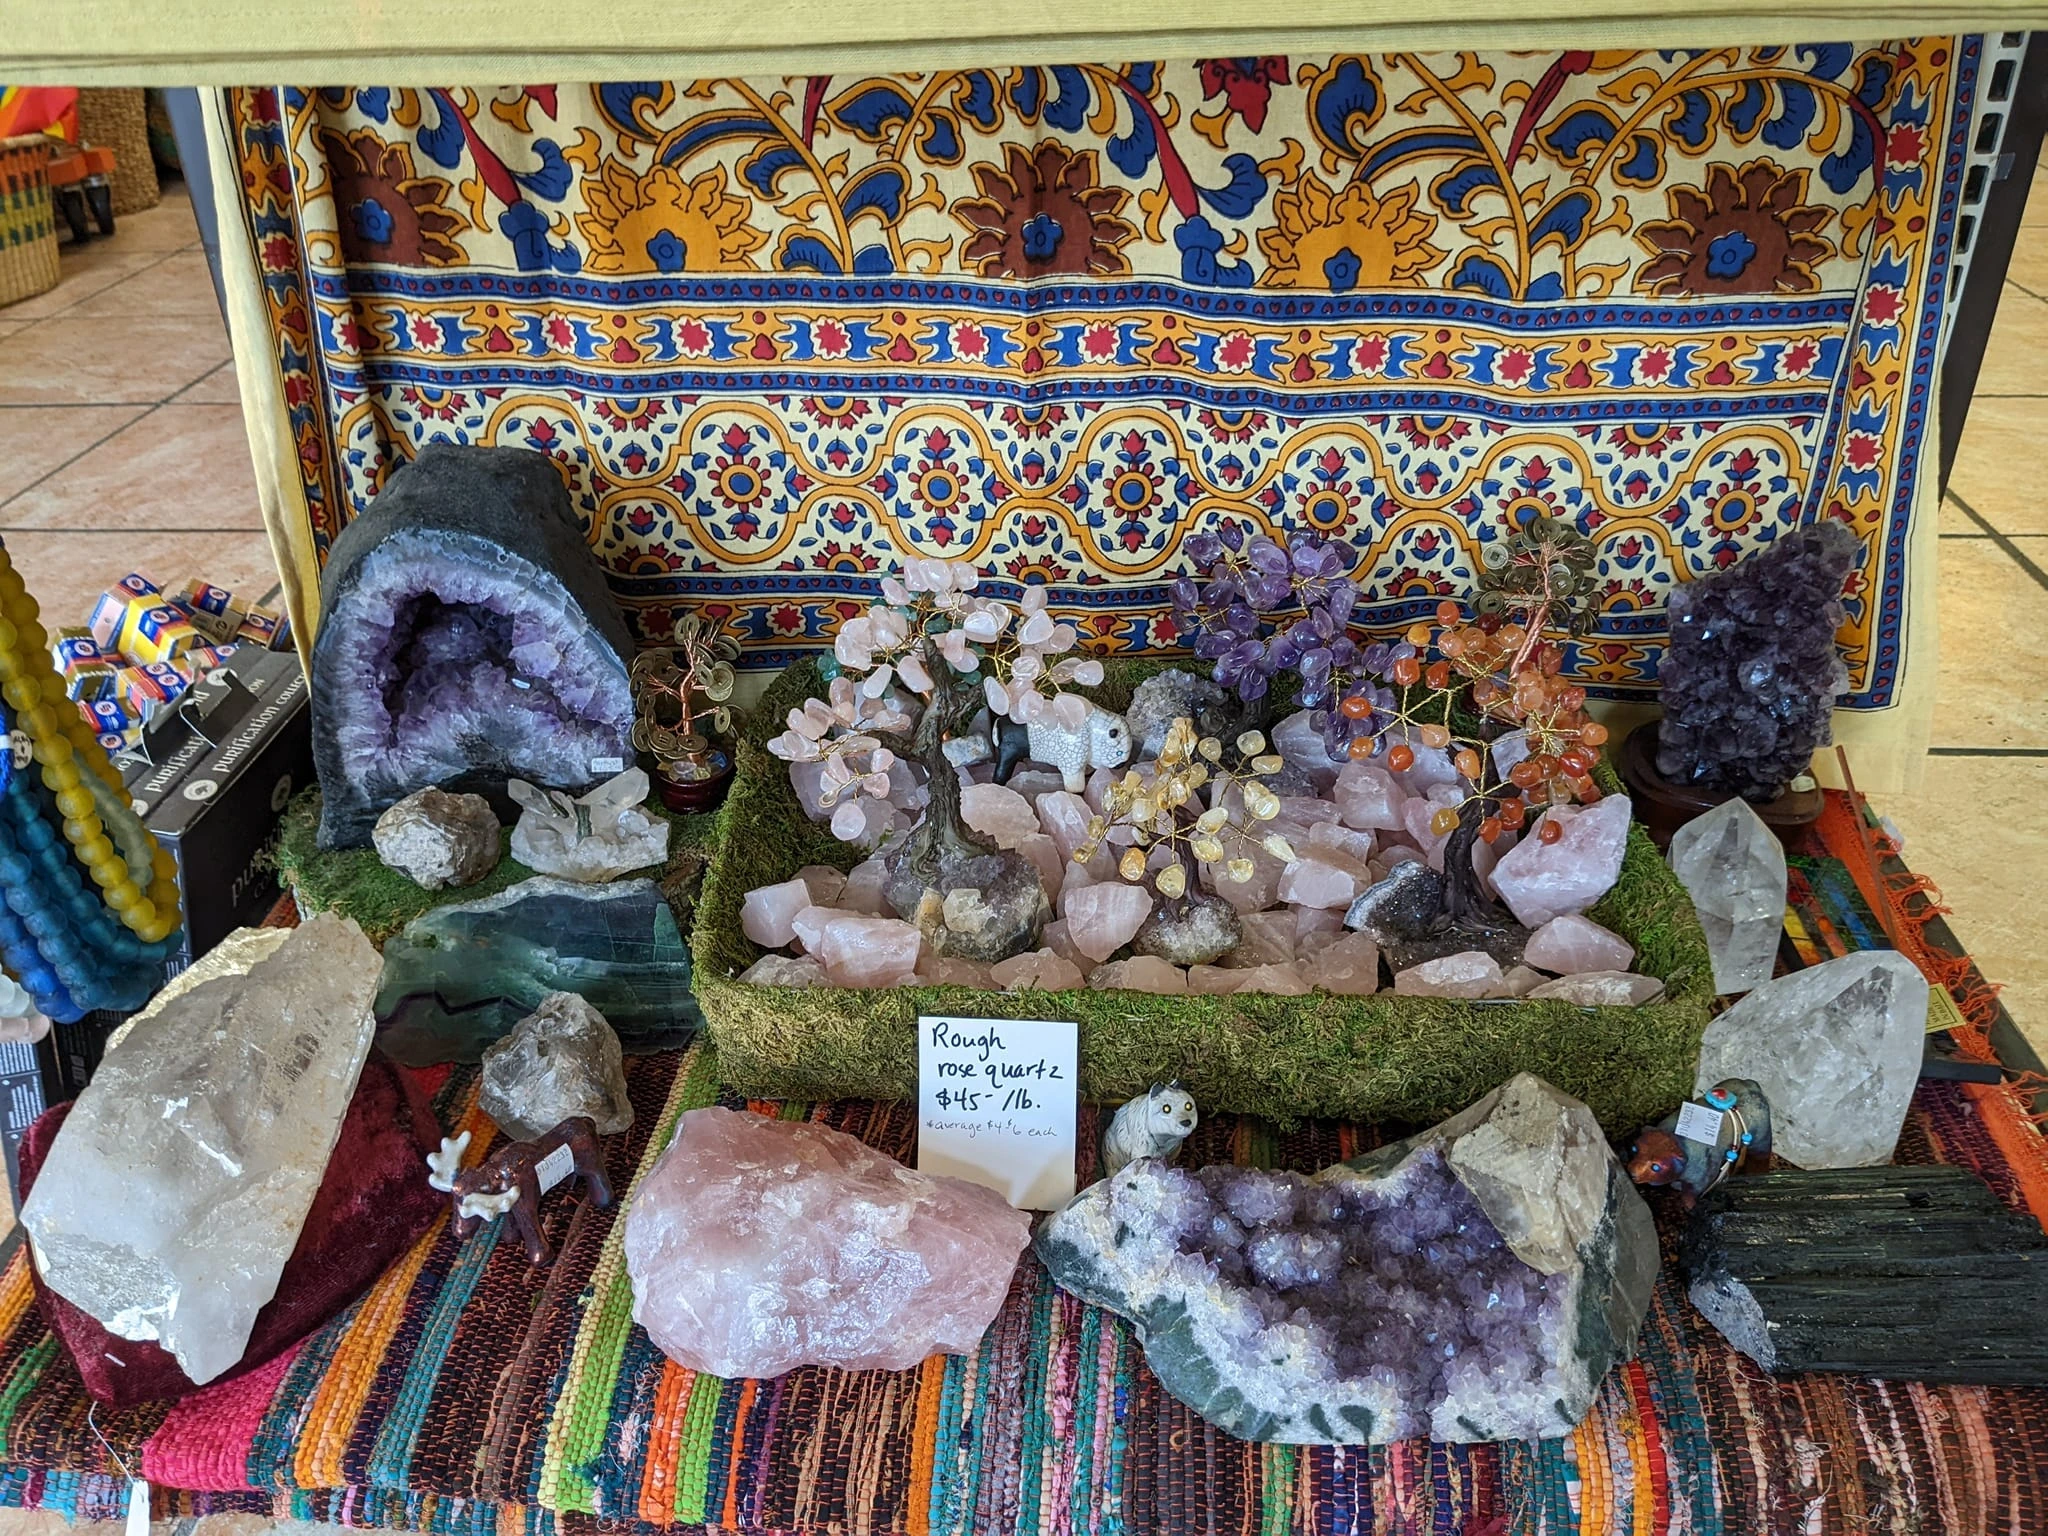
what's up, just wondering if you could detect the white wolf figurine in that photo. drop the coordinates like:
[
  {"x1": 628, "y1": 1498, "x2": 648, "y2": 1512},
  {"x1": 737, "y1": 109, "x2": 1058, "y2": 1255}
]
[{"x1": 1101, "y1": 1082, "x2": 1200, "y2": 1178}]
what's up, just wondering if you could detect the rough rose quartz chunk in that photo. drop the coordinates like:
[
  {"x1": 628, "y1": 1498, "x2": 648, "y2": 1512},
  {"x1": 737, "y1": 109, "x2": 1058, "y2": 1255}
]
[
  {"x1": 1064, "y1": 883, "x2": 1154, "y2": 962},
  {"x1": 1393, "y1": 951, "x2": 1505, "y2": 998},
  {"x1": 991, "y1": 949, "x2": 1085, "y2": 991},
  {"x1": 1488, "y1": 795, "x2": 1633, "y2": 928},
  {"x1": 1278, "y1": 858, "x2": 1358, "y2": 910},
  {"x1": 814, "y1": 915, "x2": 922, "y2": 988},
  {"x1": 624, "y1": 1107, "x2": 1032, "y2": 1377},
  {"x1": 1527, "y1": 971, "x2": 1665, "y2": 1005},
  {"x1": 961, "y1": 783, "x2": 1041, "y2": 850},
  {"x1": 1303, "y1": 931, "x2": 1380, "y2": 995},
  {"x1": 742, "y1": 878, "x2": 815, "y2": 949},
  {"x1": 1522, "y1": 913, "x2": 1635, "y2": 976},
  {"x1": 1089, "y1": 956, "x2": 1188, "y2": 993},
  {"x1": 1333, "y1": 762, "x2": 1406, "y2": 831},
  {"x1": 1232, "y1": 963, "x2": 1312, "y2": 996}
]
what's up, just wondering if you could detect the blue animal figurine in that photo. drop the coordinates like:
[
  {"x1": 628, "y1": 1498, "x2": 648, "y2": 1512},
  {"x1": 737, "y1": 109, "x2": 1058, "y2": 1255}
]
[{"x1": 1628, "y1": 1078, "x2": 1772, "y2": 1203}]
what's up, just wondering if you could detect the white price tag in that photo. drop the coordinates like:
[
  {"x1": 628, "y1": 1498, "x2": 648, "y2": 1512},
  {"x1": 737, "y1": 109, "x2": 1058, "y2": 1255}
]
[
  {"x1": 534, "y1": 1141, "x2": 576, "y2": 1194},
  {"x1": 589, "y1": 756, "x2": 626, "y2": 776},
  {"x1": 918, "y1": 1015, "x2": 1077, "y2": 1210},
  {"x1": 125, "y1": 1479, "x2": 150, "y2": 1536},
  {"x1": 1674, "y1": 1101, "x2": 1726, "y2": 1145}
]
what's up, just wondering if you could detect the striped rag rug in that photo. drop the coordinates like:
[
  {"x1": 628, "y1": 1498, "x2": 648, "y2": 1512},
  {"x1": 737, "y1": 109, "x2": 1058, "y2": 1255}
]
[{"x1": 0, "y1": 792, "x2": 2044, "y2": 1536}]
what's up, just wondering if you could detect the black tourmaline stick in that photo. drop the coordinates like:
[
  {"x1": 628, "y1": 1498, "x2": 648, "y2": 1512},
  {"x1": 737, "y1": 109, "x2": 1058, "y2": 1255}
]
[{"x1": 1680, "y1": 1166, "x2": 2048, "y2": 1384}]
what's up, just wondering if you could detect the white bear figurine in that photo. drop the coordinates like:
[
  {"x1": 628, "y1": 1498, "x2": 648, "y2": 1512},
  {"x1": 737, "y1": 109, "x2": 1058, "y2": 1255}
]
[
  {"x1": 1028, "y1": 696, "x2": 1131, "y2": 792},
  {"x1": 1101, "y1": 1082, "x2": 1199, "y2": 1178}
]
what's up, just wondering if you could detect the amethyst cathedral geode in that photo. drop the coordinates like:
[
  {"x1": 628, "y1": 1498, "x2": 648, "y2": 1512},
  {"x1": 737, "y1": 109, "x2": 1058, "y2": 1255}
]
[
  {"x1": 311, "y1": 445, "x2": 637, "y2": 848},
  {"x1": 1036, "y1": 1074, "x2": 1657, "y2": 1444},
  {"x1": 1654, "y1": 520, "x2": 1857, "y2": 801}
]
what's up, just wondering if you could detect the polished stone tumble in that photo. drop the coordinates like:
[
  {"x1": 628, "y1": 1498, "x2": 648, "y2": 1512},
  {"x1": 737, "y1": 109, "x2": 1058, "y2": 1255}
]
[
  {"x1": 624, "y1": 1107, "x2": 1032, "y2": 1377},
  {"x1": 1036, "y1": 1074, "x2": 1657, "y2": 1443}
]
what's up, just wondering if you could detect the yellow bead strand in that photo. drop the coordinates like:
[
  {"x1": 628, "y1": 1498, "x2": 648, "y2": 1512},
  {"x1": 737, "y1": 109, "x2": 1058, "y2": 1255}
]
[{"x1": 0, "y1": 541, "x2": 183, "y2": 941}]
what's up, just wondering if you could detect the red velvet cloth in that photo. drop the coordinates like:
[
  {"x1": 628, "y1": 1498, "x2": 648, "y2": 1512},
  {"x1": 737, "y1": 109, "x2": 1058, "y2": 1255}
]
[{"x1": 17, "y1": 1052, "x2": 447, "y2": 1407}]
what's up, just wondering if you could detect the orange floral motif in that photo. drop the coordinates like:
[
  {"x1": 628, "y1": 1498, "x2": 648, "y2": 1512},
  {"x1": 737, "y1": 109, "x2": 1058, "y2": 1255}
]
[
  {"x1": 319, "y1": 127, "x2": 466, "y2": 267},
  {"x1": 1635, "y1": 160, "x2": 1833, "y2": 296},
  {"x1": 576, "y1": 160, "x2": 766, "y2": 275},
  {"x1": 953, "y1": 142, "x2": 1136, "y2": 278},
  {"x1": 1258, "y1": 173, "x2": 1441, "y2": 290}
]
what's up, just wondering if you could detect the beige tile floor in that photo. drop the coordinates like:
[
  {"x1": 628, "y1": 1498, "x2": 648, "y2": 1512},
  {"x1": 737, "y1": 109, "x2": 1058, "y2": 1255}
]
[{"x1": 0, "y1": 183, "x2": 277, "y2": 624}]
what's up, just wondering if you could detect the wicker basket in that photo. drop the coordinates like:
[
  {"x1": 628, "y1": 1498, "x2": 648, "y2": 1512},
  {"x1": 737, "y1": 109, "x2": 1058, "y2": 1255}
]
[
  {"x1": 0, "y1": 135, "x2": 60, "y2": 308},
  {"x1": 76, "y1": 88, "x2": 158, "y2": 218}
]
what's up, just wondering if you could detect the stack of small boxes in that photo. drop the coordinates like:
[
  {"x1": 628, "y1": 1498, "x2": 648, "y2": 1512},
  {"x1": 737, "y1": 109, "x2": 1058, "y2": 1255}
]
[{"x1": 57, "y1": 573, "x2": 285, "y2": 750}]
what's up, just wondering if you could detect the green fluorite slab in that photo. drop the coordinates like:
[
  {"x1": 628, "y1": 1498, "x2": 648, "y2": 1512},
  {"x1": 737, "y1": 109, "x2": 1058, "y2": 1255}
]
[{"x1": 374, "y1": 875, "x2": 699, "y2": 1065}]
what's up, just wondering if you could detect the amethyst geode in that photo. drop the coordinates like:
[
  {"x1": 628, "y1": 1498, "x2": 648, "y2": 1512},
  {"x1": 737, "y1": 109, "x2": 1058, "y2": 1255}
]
[
  {"x1": 1655, "y1": 520, "x2": 1857, "y2": 801},
  {"x1": 311, "y1": 445, "x2": 636, "y2": 848},
  {"x1": 1036, "y1": 1074, "x2": 1656, "y2": 1444}
]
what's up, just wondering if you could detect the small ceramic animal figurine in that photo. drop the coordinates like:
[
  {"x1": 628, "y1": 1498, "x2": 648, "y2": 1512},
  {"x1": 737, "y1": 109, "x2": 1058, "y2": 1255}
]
[
  {"x1": 426, "y1": 1114, "x2": 613, "y2": 1264},
  {"x1": 1102, "y1": 1083, "x2": 1199, "y2": 1178},
  {"x1": 945, "y1": 698, "x2": 1134, "y2": 793},
  {"x1": 1015, "y1": 696, "x2": 1132, "y2": 793},
  {"x1": 1628, "y1": 1078, "x2": 1772, "y2": 1204}
]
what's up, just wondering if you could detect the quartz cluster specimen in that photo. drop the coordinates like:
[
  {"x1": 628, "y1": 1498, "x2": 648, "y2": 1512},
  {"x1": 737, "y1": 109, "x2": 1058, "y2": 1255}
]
[
  {"x1": 1681, "y1": 1166, "x2": 2048, "y2": 1383},
  {"x1": 624, "y1": 1107, "x2": 1031, "y2": 1377},
  {"x1": 507, "y1": 767, "x2": 670, "y2": 881},
  {"x1": 374, "y1": 876, "x2": 699, "y2": 1065},
  {"x1": 310, "y1": 444, "x2": 638, "y2": 848},
  {"x1": 19, "y1": 914, "x2": 381, "y2": 1385},
  {"x1": 372, "y1": 786, "x2": 502, "y2": 890},
  {"x1": 1036, "y1": 1074, "x2": 1656, "y2": 1443},
  {"x1": 478, "y1": 991, "x2": 634, "y2": 1141},
  {"x1": 1654, "y1": 520, "x2": 1858, "y2": 801},
  {"x1": 1666, "y1": 796, "x2": 1786, "y2": 993},
  {"x1": 1694, "y1": 950, "x2": 1927, "y2": 1168}
]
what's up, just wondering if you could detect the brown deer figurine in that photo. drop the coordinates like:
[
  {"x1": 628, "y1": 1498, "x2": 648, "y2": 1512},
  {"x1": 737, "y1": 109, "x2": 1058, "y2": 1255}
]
[{"x1": 425, "y1": 1115, "x2": 613, "y2": 1265}]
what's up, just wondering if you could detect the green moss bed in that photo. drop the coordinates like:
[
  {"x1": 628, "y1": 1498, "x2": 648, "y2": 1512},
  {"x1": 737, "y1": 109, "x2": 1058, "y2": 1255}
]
[
  {"x1": 693, "y1": 659, "x2": 1714, "y2": 1135},
  {"x1": 276, "y1": 787, "x2": 723, "y2": 944}
]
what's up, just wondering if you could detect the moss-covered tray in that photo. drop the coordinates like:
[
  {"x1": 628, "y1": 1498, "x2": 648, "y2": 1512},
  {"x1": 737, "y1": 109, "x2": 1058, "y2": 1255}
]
[{"x1": 694, "y1": 659, "x2": 1714, "y2": 1134}]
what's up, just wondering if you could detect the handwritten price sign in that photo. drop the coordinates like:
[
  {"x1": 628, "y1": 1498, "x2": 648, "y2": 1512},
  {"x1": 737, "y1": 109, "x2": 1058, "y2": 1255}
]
[{"x1": 917, "y1": 1015, "x2": 1077, "y2": 1210}]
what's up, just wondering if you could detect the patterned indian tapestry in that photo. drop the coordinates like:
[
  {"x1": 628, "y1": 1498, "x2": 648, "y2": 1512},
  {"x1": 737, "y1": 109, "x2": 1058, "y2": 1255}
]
[{"x1": 224, "y1": 40, "x2": 1973, "y2": 709}]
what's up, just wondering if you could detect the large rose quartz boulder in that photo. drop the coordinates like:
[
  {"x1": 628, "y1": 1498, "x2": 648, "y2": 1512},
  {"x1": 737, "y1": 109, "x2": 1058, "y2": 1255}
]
[
  {"x1": 814, "y1": 915, "x2": 922, "y2": 987},
  {"x1": 624, "y1": 1107, "x2": 1031, "y2": 1377},
  {"x1": 741, "y1": 878, "x2": 814, "y2": 948}
]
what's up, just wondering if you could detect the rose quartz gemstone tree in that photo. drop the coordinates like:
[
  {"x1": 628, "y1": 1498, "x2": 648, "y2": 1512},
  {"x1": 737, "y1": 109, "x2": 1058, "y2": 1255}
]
[{"x1": 624, "y1": 1108, "x2": 1031, "y2": 1377}]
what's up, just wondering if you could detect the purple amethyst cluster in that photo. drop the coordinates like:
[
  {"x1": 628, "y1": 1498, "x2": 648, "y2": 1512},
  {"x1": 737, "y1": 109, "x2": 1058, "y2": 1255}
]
[
  {"x1": 1182, "y1": 1152, "x2": 1559, "y2": 1411},
  {"x1": 1037, "y1": 1074, "x2": 1659, "y2": 1445},
  {"x1": 1655, "y1": 520, "x2": 1858, "y2": 801}
]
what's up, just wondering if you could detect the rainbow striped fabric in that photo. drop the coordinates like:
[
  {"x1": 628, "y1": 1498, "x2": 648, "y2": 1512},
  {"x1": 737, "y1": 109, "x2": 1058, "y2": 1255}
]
[{"x1": 0, "y1": 803, "x2": 2045, "y2": 1534}]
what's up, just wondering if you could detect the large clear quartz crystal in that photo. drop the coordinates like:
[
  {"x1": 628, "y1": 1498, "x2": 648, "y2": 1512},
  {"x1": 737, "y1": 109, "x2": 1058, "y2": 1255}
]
[
  {"x1": 508, "y1": 767, "x2": 669, "y2": 882},
  {"x1": 1037, "y1": 1073, "x2": 1656, "y2": 1444},
  {"x1": 624, "y1": 1107, "x2": 1032, "y2": 1377},
  {"x1": 19, "y1": 914, "x2": 380, "y2": 1385},
  {"x1": 1667, "y1": 797, "x2": 1787, "y2": 994},
  {"x1": 1694, "y1": 950, "x2": 1928, "y2": 1168}
]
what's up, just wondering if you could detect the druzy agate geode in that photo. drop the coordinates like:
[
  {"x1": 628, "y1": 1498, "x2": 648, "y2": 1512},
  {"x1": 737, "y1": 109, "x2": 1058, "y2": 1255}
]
[
  {"x1": 1036, "y1": 1074, "x2": 1656, "y2": 1444},
  {"x1": 1655, "y1": 520, "x2": 1858, "y2": 800}
]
